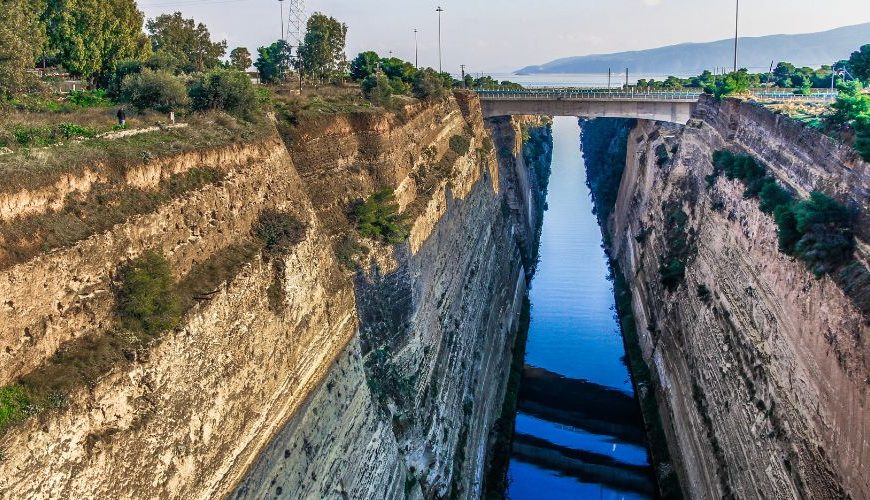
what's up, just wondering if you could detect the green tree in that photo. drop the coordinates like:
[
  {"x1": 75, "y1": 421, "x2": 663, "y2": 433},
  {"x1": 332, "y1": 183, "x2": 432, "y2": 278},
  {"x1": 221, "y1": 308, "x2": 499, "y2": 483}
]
[
  {"x1": 353, "y1": 189, "x2": 409, "y2": 244},
  {"x1": 827, "y1": 81, "x2": 870, "y2": 127},
  {"x1": 349, "y1": 51, "x2": 380, "y2": 81},
  {"x1": 189, "y1": 68, "x2": 258, "y2": 119},
  {"x1": 792, "y1": 192, "x2": 855, "y2": 275},
  {"x1": 853, "y1": 115, "x2": 870, "y2": 162},
  {"x1": 121, "y1": 68, "x2": 189, "y2": 113},
  {"x1": 412, "y1": 68, "x2": 449, "y2": 100},
  {"x1": 706, "y1": 69, "x2": 751, "y2": 99},
  {"x1": 361, "y1": 73, "x2": 393, "y2": 105},
  {"x1": 848, "y1": 44, "x2": 870, "y2": 83},
  {"x1": 146, "y1": 12, "x2": 226, "y2": 73},
  {"x1": 297, "y1": 13, "x2": 348, "y2": 82},
  {"x1": 43, "y1": 0, "x2": 150, "y2": 82},
  {"x1": 380, "y1": 57, "x2": 416, "y2": 83},
  {"x1": 229, "y1": 47, "x2": 252, "y2": 71},
  {"x1": 254, "y1": 40, "x2": 292, "y2": 84},
  {"x1": 0, "y1": 0, "x2": 45, "y2": 97}
]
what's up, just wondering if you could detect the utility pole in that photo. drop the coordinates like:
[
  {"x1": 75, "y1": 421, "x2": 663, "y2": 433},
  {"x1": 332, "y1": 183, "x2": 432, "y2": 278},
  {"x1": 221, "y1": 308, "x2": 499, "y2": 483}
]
[
  {"x1": 733, "y1": 0, "x2": 740, "y2": 73},
  {"x1": 436, "y1": 6, "x2": 444, "y2": 73},
  {"x1": 286, "y1": 0, "x2": 306, "y2": 92},
  {"x1": 279, "y1": 0, "x2": 285, "y2": 40},
  {"x1": 608, "y1": 68, "x2": 612, "y2": 90},
  {"x1": 625, "y1": 68, "x2": 629, "y2": 89},
  {"x1": 414, "y1": 29, "x2": 419, "y2": 69}
]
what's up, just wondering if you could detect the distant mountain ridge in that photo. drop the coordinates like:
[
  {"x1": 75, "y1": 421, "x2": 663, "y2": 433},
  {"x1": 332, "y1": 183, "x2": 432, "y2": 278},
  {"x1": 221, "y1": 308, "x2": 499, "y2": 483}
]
[{"x1": 517, "y1": 22, "x2": 870, "y2": 75}]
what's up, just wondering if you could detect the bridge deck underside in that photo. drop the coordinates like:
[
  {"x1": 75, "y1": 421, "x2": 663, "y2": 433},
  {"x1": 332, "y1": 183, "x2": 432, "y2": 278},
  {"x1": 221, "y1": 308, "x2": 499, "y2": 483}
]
[{"x1": 481, "y1": 99, "x2": 696, "y2": 124}]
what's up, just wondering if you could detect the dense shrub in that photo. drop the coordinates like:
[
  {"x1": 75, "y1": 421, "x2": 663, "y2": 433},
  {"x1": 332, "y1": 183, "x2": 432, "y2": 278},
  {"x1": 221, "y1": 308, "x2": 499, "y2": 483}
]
[
  {"x1": 853, "y1": 115, "x2": 870, "y2": 162},
  {"x1": 11, "y1": 122, "x2": 96, "y2": 147},
  {"x1": 774, "y1": 204, "x2": 801, "y2": 253},
  {"x1": 791, "y1": 192, "x2": 855, "y2": 275},
  {"x1": 827, "y1": 81, "x2": 870, "y2": 128},
  {"x1": 189, "y1": 69, "x2": 258, "y2": 119},
  {"x1": 711, "y1": 150, "x2": 856, "y2": 277},
  {"x1": 449, "y1": 134, "x2": 471, "y2": 156},
  {"x1": 757, "y1": 179, "x2": 794, "y2": 214},
  {"x1": 115, "y1": 251, "x2": 182, "y2": 336},
  {"x1": 353, "y1": 189, "x2": 409, "y2": 244},
  {"x1": 360, "y1": 73, "x2": 394, "y2": 105},
  {"x1": 704, "y1": 70, "x2": 751, "y2": 99},
  {"x1": 254, "y1": 210, "x2": 307, "y2": 252},
  {"x1": 66, "y1": 89, "x2": 112, "y2": 108},
  {"x1": 660, "y1": 258, "x2": 687, "y2": 290},
  {"x1": 655, "y1": 143, "x2": 670, "y2": 166},
  {"x1": 121, "y1": 69, "x2": 189, "y2": 113},
  {"x1": 349, "y1": 51, "x2": 380, "y2": 81},
  {"x1": 412, "y1": 68, "x2": 449, "y2": 101}
]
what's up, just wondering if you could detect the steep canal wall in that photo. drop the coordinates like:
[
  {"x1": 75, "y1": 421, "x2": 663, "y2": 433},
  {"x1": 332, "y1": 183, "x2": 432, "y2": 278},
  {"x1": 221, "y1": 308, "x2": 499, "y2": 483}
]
[{"x1": 597, "y1": 95, "x2": 870, "y2": 499}]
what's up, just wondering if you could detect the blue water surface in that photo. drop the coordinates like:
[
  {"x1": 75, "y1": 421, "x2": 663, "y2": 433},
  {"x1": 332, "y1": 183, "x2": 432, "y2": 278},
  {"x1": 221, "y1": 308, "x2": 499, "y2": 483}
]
[{"x1": 507, "y1": 117, "x2": 652, "y2": 499}]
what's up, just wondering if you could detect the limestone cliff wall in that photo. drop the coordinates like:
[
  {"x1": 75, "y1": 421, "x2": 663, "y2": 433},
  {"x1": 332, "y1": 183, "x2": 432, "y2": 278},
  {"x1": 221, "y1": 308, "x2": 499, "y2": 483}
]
[
  {"x1": 0, "y1": 94, "x2": 547, "y2": 499},
  {"x1": 232, "y1": 106, "x2": 548, "y2": 499},
  {"x1": 608, "y1": 102, "x2": 870, "y2": 499}
]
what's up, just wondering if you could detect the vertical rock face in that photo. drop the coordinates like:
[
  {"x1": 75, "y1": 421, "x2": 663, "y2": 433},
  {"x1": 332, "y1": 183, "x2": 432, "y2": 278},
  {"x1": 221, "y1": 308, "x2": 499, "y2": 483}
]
[
  {"x1": 605, "y1": 100, "x2": 869, "y2": 499},
  {"x1": 233, "y1": 106, "x2": 550, "y2": 499},
  {"x1": 0, "y1": 94, "x2": 550, "y2": 499}
]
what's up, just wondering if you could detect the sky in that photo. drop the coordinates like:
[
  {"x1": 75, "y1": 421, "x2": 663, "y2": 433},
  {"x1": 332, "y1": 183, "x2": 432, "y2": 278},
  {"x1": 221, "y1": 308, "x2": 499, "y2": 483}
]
[{"x1": 136, "y1": 0, "x2": 870, "y2": 74}]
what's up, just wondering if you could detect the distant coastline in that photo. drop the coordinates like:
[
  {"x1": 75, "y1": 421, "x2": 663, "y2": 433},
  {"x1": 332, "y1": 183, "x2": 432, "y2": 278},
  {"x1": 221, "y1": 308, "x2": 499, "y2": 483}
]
[{"x1": 517, "y1": 22, "x2": 870, "y2": 75}]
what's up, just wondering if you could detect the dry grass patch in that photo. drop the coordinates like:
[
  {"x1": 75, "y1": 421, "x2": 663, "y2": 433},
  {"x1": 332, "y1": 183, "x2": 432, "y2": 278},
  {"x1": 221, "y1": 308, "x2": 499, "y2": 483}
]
[
  {"x1": 0, "y1": 111, "x2": 272, "y2": 194},
  {"x1": 0, "y1": 167, "x2": 225, "y2": 270}
]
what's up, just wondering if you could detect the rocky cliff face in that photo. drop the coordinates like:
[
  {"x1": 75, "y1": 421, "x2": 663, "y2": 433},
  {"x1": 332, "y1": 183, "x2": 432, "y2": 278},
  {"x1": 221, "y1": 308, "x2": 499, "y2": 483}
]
[
  {"x1": 0, "y1": 94, "x2": 549, "y2": 499},
  {"x1": 603, "y1": 97, "x2": 870, "y2": 499},
  {"x1": 232, "y1": 105, "x2": 550, "y2": 499}
]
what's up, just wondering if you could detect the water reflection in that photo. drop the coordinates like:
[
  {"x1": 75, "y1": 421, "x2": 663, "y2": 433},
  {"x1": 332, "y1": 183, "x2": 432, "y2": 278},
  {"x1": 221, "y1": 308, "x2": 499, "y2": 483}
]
[{"x1": 507, "y1": 117, "x2": 653, "y2": 499}]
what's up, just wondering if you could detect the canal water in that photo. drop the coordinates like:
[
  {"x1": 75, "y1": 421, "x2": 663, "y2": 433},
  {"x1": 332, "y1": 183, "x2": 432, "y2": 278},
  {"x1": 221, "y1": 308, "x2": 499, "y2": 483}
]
[{"x1": 507, "y1": 117, "x2": 653, "y2": 499}]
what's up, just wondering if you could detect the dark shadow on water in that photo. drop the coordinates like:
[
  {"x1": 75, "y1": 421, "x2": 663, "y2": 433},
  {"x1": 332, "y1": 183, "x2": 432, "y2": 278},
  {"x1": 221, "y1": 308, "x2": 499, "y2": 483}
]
[
  {"x1": 512, "y1": 433, "x2": 655, "y2": 496},
  {"x1": 518, "y1": 365, "x2": 647, "y2": 446}
]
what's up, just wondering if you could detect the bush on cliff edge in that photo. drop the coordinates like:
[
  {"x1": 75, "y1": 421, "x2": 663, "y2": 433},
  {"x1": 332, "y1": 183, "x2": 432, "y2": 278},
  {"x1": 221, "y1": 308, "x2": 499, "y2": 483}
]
[{"x1": 710, "y1": 150, "x2": 856, "y2": 277}]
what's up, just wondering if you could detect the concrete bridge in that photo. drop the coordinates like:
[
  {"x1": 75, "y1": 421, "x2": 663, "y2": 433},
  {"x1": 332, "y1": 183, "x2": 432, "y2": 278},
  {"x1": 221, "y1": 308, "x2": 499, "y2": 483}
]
[
  {"x1": 477, "y1": 89, "x2": 701, "y2": 124},
  {"x1": 476, "y1": 88, "x2": 837, "y2": 124}
]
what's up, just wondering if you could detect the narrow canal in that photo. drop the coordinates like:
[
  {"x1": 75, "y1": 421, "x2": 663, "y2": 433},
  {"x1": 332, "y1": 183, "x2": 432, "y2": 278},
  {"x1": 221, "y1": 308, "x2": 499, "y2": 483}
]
[{"x1": 507, "y1": 116, "x2": 654, "y2": 499}]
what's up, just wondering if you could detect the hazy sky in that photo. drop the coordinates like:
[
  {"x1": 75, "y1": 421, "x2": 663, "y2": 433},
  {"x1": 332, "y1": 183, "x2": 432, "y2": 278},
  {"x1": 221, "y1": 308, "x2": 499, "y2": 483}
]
[{"x1": 137, "y1": 0, "x2": 870, "y2": 73}]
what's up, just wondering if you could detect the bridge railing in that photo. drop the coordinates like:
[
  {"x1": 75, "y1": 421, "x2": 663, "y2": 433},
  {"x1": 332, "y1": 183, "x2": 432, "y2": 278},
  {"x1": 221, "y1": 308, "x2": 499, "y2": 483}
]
[
  {"x1": 474, "y1": 88, "x2": 703, "y2": 101},
  {"x1": 473, "y1": 87, "x2": 838, "y2": 103}
]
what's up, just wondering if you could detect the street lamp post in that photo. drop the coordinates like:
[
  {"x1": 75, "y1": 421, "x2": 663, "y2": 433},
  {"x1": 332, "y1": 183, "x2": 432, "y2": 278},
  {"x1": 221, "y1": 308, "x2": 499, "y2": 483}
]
[
  {"x1": 414, "y1": 29, "x2": 419, "y2": 69},
  {"x1": 279, "y1": 0, "x2": 285, "y2": 40},
  {"x1": 733, "y1": 0, "x2": 739, "y2": 73},
  {"x1": 436, "y1": 6, "x2": 444, "y2": 73}
]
